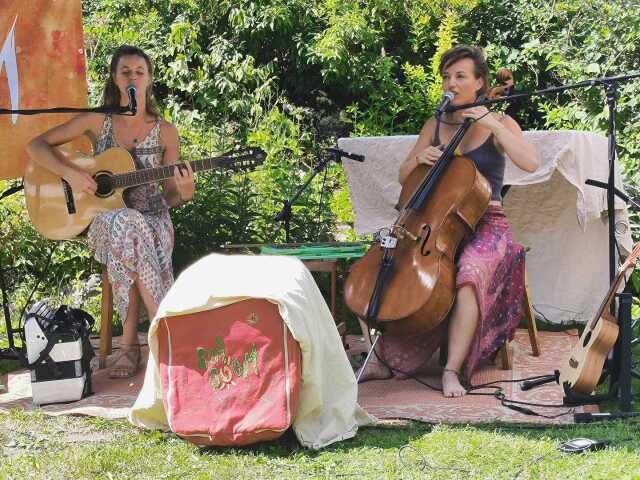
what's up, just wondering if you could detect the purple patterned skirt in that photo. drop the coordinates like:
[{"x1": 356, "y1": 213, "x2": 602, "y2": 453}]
[{"x1": 378, "y1": 205, "x2": 526, "y2": 382}]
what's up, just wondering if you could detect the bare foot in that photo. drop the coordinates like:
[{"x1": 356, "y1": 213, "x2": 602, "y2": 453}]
[
  {"x1": 357, "y1": 358, "x2": 392, "y2": 382},
  {"x1": 442, "y1": 368, "x2": 467, "y2": 397}
]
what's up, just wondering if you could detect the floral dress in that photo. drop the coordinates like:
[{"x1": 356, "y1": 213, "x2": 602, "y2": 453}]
[{"x1": 88, "y1": 115, "x2": 174, "y2": 322}]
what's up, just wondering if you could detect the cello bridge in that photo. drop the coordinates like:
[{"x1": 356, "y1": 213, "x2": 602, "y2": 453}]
[
  {"x1": 391, "y1": 225, "x2": 419, "y2": 242},
  {"x1": 377, "y1": 226, "x2": 418, "y2": 249}
]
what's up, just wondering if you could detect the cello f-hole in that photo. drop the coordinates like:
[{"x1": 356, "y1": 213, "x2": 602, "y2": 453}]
[{"x1": 420, "y1": 224, "x2": 432, "y2": 256}]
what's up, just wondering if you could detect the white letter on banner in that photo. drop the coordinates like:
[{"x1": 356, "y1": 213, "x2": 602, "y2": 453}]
[{"x1": 0, "y1": 16, "x2": 19, "y2": 124}]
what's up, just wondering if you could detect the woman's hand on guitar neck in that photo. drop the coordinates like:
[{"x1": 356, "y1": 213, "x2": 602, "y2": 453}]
[
  {"x1": 173, "y1": 161, "x2": 195, "y2": 203},
  {"x1": 63, "y1": 166, "x2": 97, "y2": 195}
]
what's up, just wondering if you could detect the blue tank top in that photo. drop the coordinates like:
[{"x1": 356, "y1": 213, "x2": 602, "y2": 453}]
[{"x1": 433, "y1": 118, "x2": 505, "y2": 201}]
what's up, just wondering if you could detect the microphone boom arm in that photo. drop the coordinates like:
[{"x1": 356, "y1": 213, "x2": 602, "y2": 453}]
[{"x1": 447, "y1": 72, "x2": 640, "y2": 112}]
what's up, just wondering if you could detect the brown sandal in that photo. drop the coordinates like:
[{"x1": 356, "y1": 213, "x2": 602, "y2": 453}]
[{"x1": 109, "y1": 344, "x2": 141, "y2": 379}]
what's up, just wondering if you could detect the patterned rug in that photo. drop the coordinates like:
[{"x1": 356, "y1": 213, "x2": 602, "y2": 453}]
[
  {"x1": 0, "y1": 329, "x2": 593, "y2": 424},
  {"x1": 0, "y1": 334, "x2": 147, "y2": 419},
  {"x1": 353, "y1": 329, "x2": 596, "y2": 425}
]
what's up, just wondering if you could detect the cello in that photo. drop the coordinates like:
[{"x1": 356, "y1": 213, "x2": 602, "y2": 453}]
[{"x1": 343, "y1": 118, "x2": 491, "y2": 335}]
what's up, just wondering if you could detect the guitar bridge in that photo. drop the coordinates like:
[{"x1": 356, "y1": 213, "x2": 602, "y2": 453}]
[{"x1": 61, "y1": 179, "x2": 76, "y2": 214}]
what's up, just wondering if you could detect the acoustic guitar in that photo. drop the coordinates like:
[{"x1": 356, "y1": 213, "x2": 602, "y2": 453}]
[
  {"x1": 559, "y1": 242, "x2": 640, "y2": 395},
  {"x1": 24, "y1": 146, "x2": 265, "y2": 240}
]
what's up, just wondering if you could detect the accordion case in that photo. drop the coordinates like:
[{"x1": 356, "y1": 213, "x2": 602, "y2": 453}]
[{"x1": 24, "y1": 302, "x2": 91, "y2": 405}]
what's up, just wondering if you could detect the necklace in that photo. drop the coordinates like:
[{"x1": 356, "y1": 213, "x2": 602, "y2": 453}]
[{"x1": 115, "y1": 119, "x2": 151, "y2": 148}]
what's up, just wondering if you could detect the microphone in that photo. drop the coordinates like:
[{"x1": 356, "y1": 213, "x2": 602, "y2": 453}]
[
  {"x1": 326, "y1": 148, "x2": 365, "y2": 162},
  {"x1": 126, "y1": 85, "x2": 137, "y2": 115},
  {"x1": 435, "y1": 91, "x2": 455, "y2": 116},
  {"x1": 520, "y1": 371, "x2": 559, "y2": 391}
]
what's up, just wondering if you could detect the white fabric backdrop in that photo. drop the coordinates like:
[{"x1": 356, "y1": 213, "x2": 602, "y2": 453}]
[{"x1": 338, "y1": 131, "x2": 633, "y2": 325}]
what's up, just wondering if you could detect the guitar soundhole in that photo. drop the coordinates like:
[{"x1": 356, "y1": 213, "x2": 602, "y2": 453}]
[
  {"x1": 94, "y1": 171, "x2": 114, "y2": 198},
  {"x1": 582, "y1": 331, "x2": 592, "y2": 348}
]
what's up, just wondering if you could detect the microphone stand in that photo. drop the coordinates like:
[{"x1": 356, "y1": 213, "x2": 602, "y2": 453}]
[
  {"x1": 0, "y1": 105, "x2": 132, "y2": 361},
  {"x1": 450, "y1": 72, "x2": 640, "y2": 287},
  {"x1": 574, "y1": 411, "x2": 640, "y2": 423},
  {"x1": 0, "y1": 172, "x2": 24, "y2": 364},
  {"x1": 0, "y1": 103, "x2": 134, "y2": 201},
  {"x1": 474, "y1": 73, "x2": 640, "y2": 416},
  {"x1": 0, "y1": 105, "x2": 133, "y2": 115},
  {"x1": 275, "y1": 148, "x2": 362, "y2": 243},
  {"x1": 455, "y1": 72, "x2": 640, "y2": 278},
  {"x1": 0, "y1": 218, "x2": 57, "y2": 362},
  {"x1": 0, "y1": 254, "x2": 21, "y2": 361}
]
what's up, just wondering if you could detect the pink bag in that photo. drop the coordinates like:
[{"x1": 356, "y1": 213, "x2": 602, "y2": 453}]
[{"x1": 157, "y1": 298, "x2": 301, "y2": 446}]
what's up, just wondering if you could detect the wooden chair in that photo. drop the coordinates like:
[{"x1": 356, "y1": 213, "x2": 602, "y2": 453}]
[
  {"x1": 302, "y1": 258, "x2": 347, "y2": 341},
  {"x1": 97, "y1": 258, "x2": 346, "y2": 368},
  {"x1": 437, "y1": 269, "x2": 541, "y2": 370},
  {"x1": 496, "y1": 270, "x2": 540, "y2": 369},
  {"x1": 98, "y1": 265, "x2": 113, "y2": 369}
]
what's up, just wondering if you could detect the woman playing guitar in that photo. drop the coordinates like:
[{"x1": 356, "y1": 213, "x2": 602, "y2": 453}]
[
  {"x1": 360, "y1": 45, "x2": 539, "y2": 397},
  {"x1": 26, "y1": 45, "x2": 196, "y2": 378}
]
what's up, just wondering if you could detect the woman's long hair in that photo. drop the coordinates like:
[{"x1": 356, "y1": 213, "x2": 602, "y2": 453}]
[{"x1": 101, "y1": 45, "x2": 160, "y2": 117}]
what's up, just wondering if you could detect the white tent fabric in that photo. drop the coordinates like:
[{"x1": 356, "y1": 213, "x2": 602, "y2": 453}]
[
  {"x1": 129, "y1": 254, "x2": 374, "y2": 449},
  {"x1": 338, "y1": 130, "x2": 632, "y2": 325}
]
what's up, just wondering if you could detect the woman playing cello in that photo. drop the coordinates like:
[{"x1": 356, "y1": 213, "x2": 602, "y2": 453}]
[{"x1": 360, "y1": 45, "x2": 539, "y2": 397}]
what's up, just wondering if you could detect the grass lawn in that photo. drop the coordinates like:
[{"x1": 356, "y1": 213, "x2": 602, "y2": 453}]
[
  {"x1": 2, "y1": 304, "x2": 640, "y2": 478},
  {"x1": 1, "y1": 409, "x2": 640, "y2": 479}
]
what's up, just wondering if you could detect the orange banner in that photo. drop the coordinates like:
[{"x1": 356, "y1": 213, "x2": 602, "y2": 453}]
[{"x1": 0, "y1": 0, "x2": 87, "y2": 180}]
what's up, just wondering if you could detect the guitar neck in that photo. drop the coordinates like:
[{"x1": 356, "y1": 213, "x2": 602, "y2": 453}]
[
  {"x1": 586, "y1": 243, "x2": 640, "y2": 331},
  {"x1": 112, "y1": 155, "x2": 257, "y2": 189}
]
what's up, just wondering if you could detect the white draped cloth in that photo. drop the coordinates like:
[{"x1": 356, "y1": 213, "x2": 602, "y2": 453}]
[
  {"x1": 129, "y1": 254, "x2": 373, "y2": 449},
  {"x1": 339, "y1": 131, "x2": 632, "y2": 325}
]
